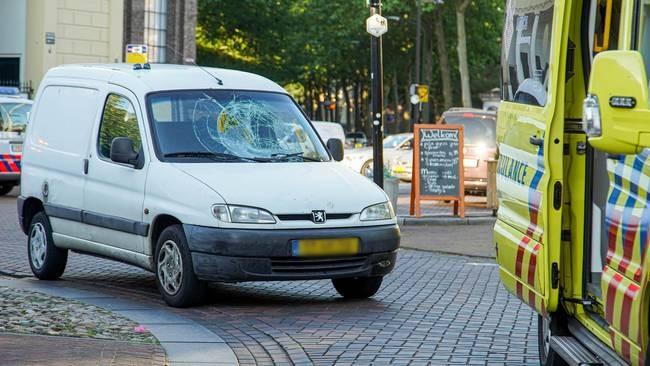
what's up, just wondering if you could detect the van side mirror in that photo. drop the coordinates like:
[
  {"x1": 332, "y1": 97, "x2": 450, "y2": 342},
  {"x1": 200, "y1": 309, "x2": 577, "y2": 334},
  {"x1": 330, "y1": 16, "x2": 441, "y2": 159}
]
[
  {"x1": 110, "y1": 137, "x2": 139, "y2": 166},
  {"x1": 585, "y1": 51, "x2": 650, "y2": 154},
  {"x1": 327, "y1": 138, "x2": 344, "y2": 161}
]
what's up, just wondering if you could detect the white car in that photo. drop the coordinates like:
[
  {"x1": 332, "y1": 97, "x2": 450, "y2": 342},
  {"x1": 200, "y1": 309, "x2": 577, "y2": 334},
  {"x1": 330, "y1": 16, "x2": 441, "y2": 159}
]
[
  {"x1": 312, "y1": 121, "x2": 345, "y2": 147},
  {"x1": 0, "y1": 90, "x2": 32, "y2": 195},
  {"x1": 18, "y1": 63, "x2": 400, "y2": 307},
  {"x1": 343, "y1": 133, "x2": 413, "y2": 180}
]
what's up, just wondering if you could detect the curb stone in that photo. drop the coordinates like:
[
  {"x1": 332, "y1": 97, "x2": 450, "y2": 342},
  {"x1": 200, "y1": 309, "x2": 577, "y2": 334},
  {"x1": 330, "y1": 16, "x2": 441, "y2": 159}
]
[
  {"x1": 397, "y1": 215, "x2": 496, "y2": 226},
  {"x1": 0, "y1": 279, "x2": 239, "y2": 366}
]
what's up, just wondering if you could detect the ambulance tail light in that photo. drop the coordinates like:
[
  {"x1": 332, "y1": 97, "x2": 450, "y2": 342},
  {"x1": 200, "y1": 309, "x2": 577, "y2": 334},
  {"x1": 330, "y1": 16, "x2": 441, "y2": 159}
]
[{"x1": 583, "y1": 94, "x2": 602, "y2": 137}]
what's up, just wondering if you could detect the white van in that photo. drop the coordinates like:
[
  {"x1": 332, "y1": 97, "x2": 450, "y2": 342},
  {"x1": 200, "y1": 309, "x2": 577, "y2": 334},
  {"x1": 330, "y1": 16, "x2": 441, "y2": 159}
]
[{"x1": 18, "y1": 64, "x2": 400, "y2": 307}]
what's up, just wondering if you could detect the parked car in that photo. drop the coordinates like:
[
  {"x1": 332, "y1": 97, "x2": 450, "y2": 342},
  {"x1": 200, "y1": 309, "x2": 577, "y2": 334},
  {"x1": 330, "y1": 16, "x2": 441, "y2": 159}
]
[
  {"x1": 343, "y1": 133, "x2": 413, "y2": 180},
  {"x1": 0, "y1": 88, "x2": 32, "y2": 196},
  {"x1": 439, "y1": 109, "x2": 497, "y2": 194},
  {"x1": 312, "y1": 121, "x2": 345, "y2": 147},
  {"x1": 345, "y1": 131, "x2": 368, "y2": 148},
  {"x1": 18, "y1": 63, "x2": 400, "y2": 307},
  {"x1": 353, "y1": 109, "x2": 497, "y2": 193}
]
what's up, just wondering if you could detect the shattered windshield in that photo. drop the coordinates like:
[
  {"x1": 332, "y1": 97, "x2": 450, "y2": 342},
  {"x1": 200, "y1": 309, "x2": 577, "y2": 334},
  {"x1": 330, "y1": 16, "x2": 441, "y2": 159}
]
[{"x1": 147, "y1": 90, "x2": 330, "y2": 162}]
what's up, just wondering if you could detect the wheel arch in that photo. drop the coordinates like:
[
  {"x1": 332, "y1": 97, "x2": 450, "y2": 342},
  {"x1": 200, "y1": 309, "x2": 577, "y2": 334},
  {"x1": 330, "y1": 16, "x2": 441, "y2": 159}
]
[
  {"x1": 20, "y1": 197, "x2": 45, "y2": 235},
  {"x1": 149, "y1": 214, "x2": 183, "y2": 260}
]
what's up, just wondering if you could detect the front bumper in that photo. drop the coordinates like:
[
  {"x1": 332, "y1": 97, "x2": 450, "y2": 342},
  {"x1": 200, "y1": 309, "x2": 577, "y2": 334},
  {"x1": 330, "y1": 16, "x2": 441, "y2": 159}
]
[
  {"x1": 183, "y1": 224, "x2": 400, "y2": 282},
  {"x1": 0, "y1": 172, "x2": 19, "y2": 183}
]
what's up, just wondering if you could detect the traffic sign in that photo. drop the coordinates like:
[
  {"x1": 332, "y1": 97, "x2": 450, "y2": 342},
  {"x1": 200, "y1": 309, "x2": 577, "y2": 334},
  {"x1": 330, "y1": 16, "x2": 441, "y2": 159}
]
[
  {"x1": 417, "y1": 85, "x2": 429, "y2": 103},
  {"x1": 410, "y1": 94, "x2": 420, "y2": 105},
  {"x1": 366, "y1": 14, "x2": 388, "y2": 37}
]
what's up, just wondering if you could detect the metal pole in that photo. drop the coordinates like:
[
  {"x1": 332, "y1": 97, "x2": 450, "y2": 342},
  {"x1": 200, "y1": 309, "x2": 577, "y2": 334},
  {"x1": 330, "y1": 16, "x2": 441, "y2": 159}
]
[
  {"x1": 413, "y1": 1, "x2": 422, "y2": 128},
  {"x1": 369, "y1": 0, "x2": 384, "y2": 188}
]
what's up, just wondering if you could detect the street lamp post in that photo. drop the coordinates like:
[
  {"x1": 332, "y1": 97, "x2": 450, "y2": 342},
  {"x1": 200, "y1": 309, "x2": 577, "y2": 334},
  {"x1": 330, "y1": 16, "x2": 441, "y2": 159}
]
[{"x1": 368, "y1": 0, "x2": 385, "y2": 188}]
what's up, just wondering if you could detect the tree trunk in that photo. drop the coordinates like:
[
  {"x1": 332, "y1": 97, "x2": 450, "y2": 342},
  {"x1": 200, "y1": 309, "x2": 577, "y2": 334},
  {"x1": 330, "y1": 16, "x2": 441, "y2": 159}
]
[
  {"x1": 393, "y1": 71, "x2": 400, "y2": 134},
  {"x1": 434, "y1": 7, "x2": 453, "y2": 111},
  {"x1": 456, "y1": 0, "x2": 472, "y2": 108},
  {"x1": 354, "y1": 81, "x2": 362, "y2": 133},
  {"x1": 342, "y1": 82, "x2": 352, "y2": 131},
  {"x1": 422, "y1": 17, "x2": 433, "y2": 123}
]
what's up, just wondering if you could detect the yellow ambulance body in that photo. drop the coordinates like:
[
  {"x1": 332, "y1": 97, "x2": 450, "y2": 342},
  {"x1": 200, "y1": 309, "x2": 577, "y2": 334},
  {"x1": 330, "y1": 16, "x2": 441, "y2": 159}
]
[{"x1": 495, "y1": 0, "x2": 650, "y2": 364}]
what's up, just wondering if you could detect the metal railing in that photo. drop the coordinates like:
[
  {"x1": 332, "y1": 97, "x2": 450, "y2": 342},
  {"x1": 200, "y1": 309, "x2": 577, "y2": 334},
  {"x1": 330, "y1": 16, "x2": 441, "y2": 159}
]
[{"x1": 0, "y1": 80, "x2": 34, "y2": 99}]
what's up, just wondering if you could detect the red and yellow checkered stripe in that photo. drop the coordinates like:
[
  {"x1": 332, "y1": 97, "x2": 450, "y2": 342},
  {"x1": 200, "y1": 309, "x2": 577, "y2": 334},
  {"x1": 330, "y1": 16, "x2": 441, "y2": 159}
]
[
  {"x1": 602, "y1": 153, "x2": 650, "y2": 365},
  {"x1": 0, "y1": 154, "x2": 21, "y2": 173},
  {"x1": 513, "y1": 235, "x2": 546, "y2": 314},
  {"x1": 603, "y1": 267, "x2": 643, "y2": 365}
]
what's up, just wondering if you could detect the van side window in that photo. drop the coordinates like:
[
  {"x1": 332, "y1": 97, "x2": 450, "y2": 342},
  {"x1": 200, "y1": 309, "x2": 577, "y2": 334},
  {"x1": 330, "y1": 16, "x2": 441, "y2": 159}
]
[
  {"x1": 98, "y1": 94, "x2": 142, "y2": 159},
  {"x1": 500, "y1": 0, "x2": 555, "y2": 107}
]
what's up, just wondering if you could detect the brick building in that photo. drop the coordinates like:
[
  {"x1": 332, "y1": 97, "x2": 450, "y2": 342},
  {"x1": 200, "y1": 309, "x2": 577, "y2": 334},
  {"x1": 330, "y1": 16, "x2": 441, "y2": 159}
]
[{"x1": 0, "y1": 0, "x2": 197, "y2": 95}]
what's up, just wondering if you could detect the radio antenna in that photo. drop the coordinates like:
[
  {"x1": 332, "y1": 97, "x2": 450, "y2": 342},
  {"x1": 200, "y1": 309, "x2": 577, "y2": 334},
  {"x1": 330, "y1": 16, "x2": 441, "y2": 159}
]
[{"x1": 165, "y1": 45, "x2": 223, "y2": 86}]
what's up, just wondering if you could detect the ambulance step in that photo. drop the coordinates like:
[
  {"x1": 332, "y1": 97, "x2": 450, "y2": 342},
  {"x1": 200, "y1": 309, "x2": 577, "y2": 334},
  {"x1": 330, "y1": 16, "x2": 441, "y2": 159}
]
[{"x1": 550, "y1": 336, "x2": 603, "y2": 366}]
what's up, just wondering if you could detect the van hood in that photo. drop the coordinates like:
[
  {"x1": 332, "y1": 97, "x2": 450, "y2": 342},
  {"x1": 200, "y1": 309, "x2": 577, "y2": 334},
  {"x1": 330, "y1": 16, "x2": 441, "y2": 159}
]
[{"x1": 172, "y1": 162, "x2": 388, "y2": 214}]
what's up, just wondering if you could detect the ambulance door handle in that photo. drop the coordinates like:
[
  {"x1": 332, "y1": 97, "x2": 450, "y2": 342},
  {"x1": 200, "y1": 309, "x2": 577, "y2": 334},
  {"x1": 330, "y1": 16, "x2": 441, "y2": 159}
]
[
  {"x1": 83, "y1": 159, "x2": 89, "y2": 175},
  {"x1": 529, "y1": 135, "x2": 544, "y2": 147}
]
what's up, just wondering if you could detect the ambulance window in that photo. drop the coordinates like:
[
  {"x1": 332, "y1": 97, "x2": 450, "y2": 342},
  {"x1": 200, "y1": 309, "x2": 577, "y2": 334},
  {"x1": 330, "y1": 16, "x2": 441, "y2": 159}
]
[
  {"x1": 591, "y1": 0, "x2": 621, "y2": 54},
  {"x1": 639, "y1": 1, "x2": 650, "y2": 78},
  {"x1": 500, "y1": 0, "x2": 555, "y2": 107},
  {"x1": 98, "y1": 94, "x2": 142, "y2": 159}
]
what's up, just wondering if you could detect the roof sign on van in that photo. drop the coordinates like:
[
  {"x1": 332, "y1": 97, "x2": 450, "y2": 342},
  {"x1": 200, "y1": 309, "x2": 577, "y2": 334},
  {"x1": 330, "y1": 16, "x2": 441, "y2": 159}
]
[{"x1": 126, "y1": 44, "x2": 148, "y2": 64}]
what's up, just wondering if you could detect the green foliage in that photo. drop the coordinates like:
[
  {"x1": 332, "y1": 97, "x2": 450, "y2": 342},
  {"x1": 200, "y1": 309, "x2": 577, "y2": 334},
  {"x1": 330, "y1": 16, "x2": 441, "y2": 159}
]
[
  {"x1": 197, "y1": 0, "x2": 504, "y2": 128},
  {"x1": 99, "y1": 95, "x2": 142, "y2": 158}
]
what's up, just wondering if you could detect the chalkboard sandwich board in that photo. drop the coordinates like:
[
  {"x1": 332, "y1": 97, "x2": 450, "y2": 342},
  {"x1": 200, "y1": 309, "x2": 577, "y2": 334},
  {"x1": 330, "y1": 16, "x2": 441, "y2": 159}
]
[{"x1": 410, "y1": 124, "x2": 465, "y2": 218}]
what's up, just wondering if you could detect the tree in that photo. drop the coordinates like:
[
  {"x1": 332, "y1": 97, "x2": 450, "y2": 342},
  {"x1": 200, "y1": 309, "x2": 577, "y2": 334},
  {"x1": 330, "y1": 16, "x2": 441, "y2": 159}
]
[{"x1": 456, "y1": 0, "x2": 472, "y2": 108}]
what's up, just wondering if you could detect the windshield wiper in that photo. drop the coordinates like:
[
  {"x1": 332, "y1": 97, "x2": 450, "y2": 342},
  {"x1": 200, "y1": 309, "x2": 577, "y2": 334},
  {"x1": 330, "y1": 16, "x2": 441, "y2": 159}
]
[
  {"x1": 269, "y1": 152, "x2": 322, "y2": 162},
  {"x1": 163, "y1": 151, "x2": 264, "y2": 162}
]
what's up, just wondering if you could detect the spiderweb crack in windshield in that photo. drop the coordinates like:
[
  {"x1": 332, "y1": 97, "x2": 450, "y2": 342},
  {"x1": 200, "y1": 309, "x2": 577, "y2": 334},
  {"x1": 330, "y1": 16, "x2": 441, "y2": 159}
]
[{"x1": 191, "y1": 94, "x2": 302, "y2": 158}]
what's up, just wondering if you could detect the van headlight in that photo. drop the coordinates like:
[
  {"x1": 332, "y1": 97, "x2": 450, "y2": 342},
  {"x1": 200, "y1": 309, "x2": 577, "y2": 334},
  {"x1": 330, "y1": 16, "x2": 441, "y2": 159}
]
[
  {"x1": 212, "y1": 204, "x2": 276, "y2": 224},
  {"x1": 360, "y1": 202, "x2": 395, "y2": 221}
]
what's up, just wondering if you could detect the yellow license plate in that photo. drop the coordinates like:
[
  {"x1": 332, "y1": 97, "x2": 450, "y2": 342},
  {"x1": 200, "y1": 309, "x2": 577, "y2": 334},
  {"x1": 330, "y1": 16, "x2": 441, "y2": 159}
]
[{"x1": 292, "y1": 238, "x2": 359, "y2": 257}]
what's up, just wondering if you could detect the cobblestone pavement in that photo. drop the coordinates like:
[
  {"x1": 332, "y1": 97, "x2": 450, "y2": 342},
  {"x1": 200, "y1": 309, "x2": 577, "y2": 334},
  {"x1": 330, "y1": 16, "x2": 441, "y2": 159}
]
[
  {"x1": 0, "y1": 333, "x2": 166, "y2": 366},
  {"x1": 0, "y1": 191, "x2": 538, "y2": 365}
]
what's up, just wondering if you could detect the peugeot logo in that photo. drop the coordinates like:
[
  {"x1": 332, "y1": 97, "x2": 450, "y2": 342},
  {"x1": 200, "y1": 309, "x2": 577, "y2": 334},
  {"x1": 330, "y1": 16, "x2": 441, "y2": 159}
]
[{"x1": 312, "y1": 210, "x2": 326, "y2": 224}]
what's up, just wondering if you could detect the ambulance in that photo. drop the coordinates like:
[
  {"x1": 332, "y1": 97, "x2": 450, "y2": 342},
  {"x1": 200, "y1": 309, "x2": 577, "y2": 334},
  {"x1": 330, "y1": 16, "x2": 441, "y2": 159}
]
[{"x1": 496, "y1": 0, "x2": 650, "y2": 364}]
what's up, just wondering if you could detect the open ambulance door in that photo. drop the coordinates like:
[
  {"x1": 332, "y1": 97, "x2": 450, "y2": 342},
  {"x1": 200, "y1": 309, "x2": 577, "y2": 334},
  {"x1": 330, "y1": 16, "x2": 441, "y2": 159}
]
[{"x1": 494, "y1": 0, "x2": 568, "y2": 314}]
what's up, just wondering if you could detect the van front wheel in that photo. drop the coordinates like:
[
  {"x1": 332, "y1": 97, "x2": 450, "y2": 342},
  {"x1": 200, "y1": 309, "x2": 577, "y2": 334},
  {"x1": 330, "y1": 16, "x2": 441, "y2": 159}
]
[
  {"x1": 155, "y1": 225, "x2": 205, "y2": 308},
  {"x1": 332, "y1": 276, "x2": 383, "y2": 299},
  {"x1": 28, "y1": 212, "x2": 68, "y2": 280},
  {"x1": 538, "y1": 314, "x2": 568, "y2": 366}
]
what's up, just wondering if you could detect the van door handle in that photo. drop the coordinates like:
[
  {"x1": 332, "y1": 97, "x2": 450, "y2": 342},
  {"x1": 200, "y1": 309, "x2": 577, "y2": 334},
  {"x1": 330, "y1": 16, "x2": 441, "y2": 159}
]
[
  {"x1": 529, "y1": 135, "x2": 544, "y2": 147},
  {"x1": 83, "y1": 159, "x2": 89, "y2": 175}
]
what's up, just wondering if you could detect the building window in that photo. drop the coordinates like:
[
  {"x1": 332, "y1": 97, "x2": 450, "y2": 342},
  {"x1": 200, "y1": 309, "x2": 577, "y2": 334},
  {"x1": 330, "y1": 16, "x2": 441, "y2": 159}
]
[{"x1": 144, "y1": 0, "x2": 167, "y2": 63}]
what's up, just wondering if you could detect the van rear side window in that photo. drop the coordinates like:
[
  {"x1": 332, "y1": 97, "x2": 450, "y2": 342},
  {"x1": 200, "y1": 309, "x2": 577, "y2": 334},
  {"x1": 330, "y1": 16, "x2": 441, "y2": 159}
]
[
  {"x1": 500, "y1": 0, "x2": 555, "y2": 107},
  {"x1": 31, "y1": 86, "x2": 99, "y2": 155}
]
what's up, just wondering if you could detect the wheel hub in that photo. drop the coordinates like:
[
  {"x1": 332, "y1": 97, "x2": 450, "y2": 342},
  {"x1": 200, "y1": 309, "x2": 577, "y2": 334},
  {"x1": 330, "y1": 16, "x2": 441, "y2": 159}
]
[{"x1": 157, "y1": 240, "x2": 183, "y2": 296}]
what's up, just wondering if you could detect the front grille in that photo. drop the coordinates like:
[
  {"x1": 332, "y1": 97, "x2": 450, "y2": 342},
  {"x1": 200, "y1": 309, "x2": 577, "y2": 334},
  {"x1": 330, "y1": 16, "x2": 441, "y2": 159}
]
[
  {"x1": 277, "y1": 213, "x2": 353, "y2": 221},
  {"x1": 270, "y1": 256, "x2": 368, "y2": 275}
]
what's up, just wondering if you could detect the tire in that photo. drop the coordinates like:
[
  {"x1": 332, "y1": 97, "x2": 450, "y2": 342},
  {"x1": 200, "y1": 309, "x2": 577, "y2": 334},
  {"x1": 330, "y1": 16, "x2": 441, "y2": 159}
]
[
  {"x1": 27, "y1": 212, "x2": 68, "y2": 280},
  {"x1": 0, "y1": 184, "x2": 14, "y2": 196},
  {"x1": 154, "y1": 225, "x2": 205, "y2": 308},
  {"x1": 332, "y1": 276, "x2": 383, "y2": 299},
  {"x1": 538, "y1": 314, "x2": 569, "y2": 366}
]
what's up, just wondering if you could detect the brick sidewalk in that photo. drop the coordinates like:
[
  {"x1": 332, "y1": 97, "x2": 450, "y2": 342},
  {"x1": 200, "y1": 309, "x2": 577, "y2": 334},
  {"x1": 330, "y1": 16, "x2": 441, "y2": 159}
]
[{"x1": 0, "y1": 333, "x2": 166, "y2": 366}]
